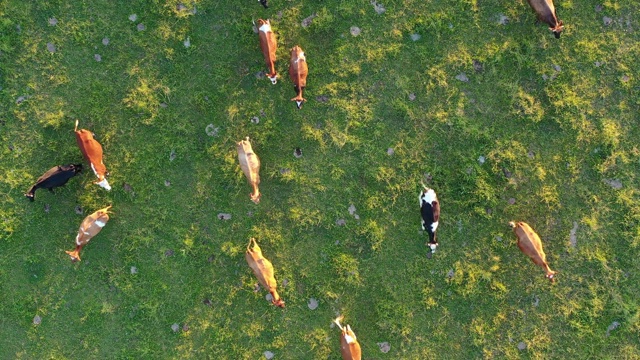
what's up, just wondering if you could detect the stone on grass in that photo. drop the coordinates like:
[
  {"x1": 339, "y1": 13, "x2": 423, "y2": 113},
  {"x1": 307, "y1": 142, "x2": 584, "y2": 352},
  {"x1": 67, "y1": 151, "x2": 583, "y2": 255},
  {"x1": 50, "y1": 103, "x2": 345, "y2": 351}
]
[
  {"x1": 165, "y1": 249, "x2": 175, "y2": 257},
  {"x1": 603, "y1": 17, "x2": 612, "y2": 26},
  {"x1": 455, "y1": 73, "x2": 469, "y2": 82},
  {"x1": 308, "y1": 298, "x2": 319, "y2": 310},
  {"x1": 171, "y1": 323, "x2": 180, "y2": 332},
  {"x1": 183, "y1": 37, "x2": 191, "y2": 48},
  {"x1": 603, "y1": 178, "x2": 622, "y2": 189},
  {"x1": 606, "y1": 321, "x2": 620, "y2": 336},
  {"x1": 410, "y1": 33, "x2": 421, "y2": 41},
  {"x1": 498, "y1": 15, "x2": 509, "y2": 25},
  {"x1": 182, "y1": 324, "x2": 190, "y2": 332},
  {"x1": 478, "y1": 155, "x2": 485, "y2": 164},
  {"x1": 622, "y1": 75, "x2": 630, "y2": 82},
  {"x1": 508, "y1": 198, "x2": 516, "y2": 205},
  {"x1": 264, "y1": 351, "x2": 275, "y2": 359},
  {"x1": 570, "y1": 221, "x2": 578, "y2": 248},
  {"x1": 387, "y1": 148, "x2": 394, "y2": 155},
  {"x1": 266, "y1": 293, "x2": 274, "y2": 302},
  {"x1": 169, "y1": 149, "x2": 176, "y2": 161},
  {"x1": 350, "y1": 26, "x2": 361, "y2": 36},
  {"x1": 316, "y1": 95, "x2": 329, "y2": 102},
  {"x1": 217, "y1": 213, "x2": 232, "y2": 220},
  {"x1": 203, "y1": 298, "x2": 212, "y2": 306},
  {"x1": 377, "y1": 342, "x2": 391, "y2": 353},
  {"x1": 348, "y1": 204, "x2": 357, "y2": 215},
  {"x1": 408, "y1": 93, "x2": 416, "y2": 101},
  {"x1": 280, "y1": 168, "x2": 291, "y2": 175},
  {"x1": 129, "y1": 14, "x2": 137, "y2": 22},
  {"x1": 102, "y1": 37, "x2": 110, "y2": 46},
  {"x1": 47, "y1": 43, "x2": 56, "y2": 53},
  {"x1": 75, "y1": 205, "x2": 83, "y2": 215},
  {"x1": 44, "y1": 204, "x2": 50, "y2": 213},
  {"x1": 123, "y1": 182, "x2": 134, "y2": 193},
  {"x1": 164, "y1": 180, "x2": 171, "y2": 186},
  {"x1": 447, "y1": 269, "x2": 455, "y2": 278},
  {"x1": 371, "y1": 0, "x2": 386, "y2": 14},
  {"x1": 16, "y1": 96, "x2": 26, "y2": 104},
  {"x1": 294, "y1": 148, "x2": 303, "y2": 158},
  {"x1": 94, "y1": 54, "x2": 102, "y2": 62},
  {"x1": 527, "y1": 150, "x2": 535, "y2": 159},
  {"x1": 33, "y1": 315, "x2": 42, "y2": 325},
  {"x1": 251, "y1": 116, "x2": 260, "y2": 124},
  {"x1": 595, "y1": 4, "x2": 603, "y2": 12},
  {"x1": 205, "y1": 124, "x2": 219, "y2": 137},
  {"x1": 131, "y1": 266, "x2": 138, "y2": 274},
  {"x1": 48, "y1": 18, "x2": 58, "y2": 26},
  {"x1": 301, "y1": 13, "x2": 317, "y2": 28},
  {"x1": 137, "y1": 23, "x2": 145, "y2": 31},
  {"x1": 517, "y1": 342, "x2": 527, "y2": 350},
  {"x1": 336, "y1": 219, "x2": 346, "y2": 226},
  {"x1": 473, "y1": 60, "x2": 483, "y2": 72}
]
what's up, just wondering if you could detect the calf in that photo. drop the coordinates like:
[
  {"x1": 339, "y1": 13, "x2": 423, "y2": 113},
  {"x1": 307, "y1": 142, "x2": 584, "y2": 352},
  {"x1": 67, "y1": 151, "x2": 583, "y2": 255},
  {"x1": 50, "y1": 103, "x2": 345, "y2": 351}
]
[
  {"x1": 237, "y1": 137, "x2": 261, "y2": 204},
  {"x1": 333, "y1": 316, "x2": 362, "y2": 360},
  {"x1": 25, "y1": 164, "x2": 83, "y2": 201},
  {"x1": 509, "y1": 221, "x2": 557, "y2": 281},
  {"x1": 74, "y1": 120, "x2": 111, "y2": 190},
  {"x1": 526, "y1": 0, "x2": 564, "y2": 38},
  {"x1": 245, "y1": 238, "x2": 285, "y2": 307},
  {"x1": 289, "y1": 45, "x2": 308, "y2": 109},
  {"x1": 256, "y1": 19, "x2": 278, "y2": 84},
  {"x1": 66, "y1": 205, "x2": 111, "y2": 262},
  {"x1": 419, "y1": 184, "x2": 440, "y2": 254}
]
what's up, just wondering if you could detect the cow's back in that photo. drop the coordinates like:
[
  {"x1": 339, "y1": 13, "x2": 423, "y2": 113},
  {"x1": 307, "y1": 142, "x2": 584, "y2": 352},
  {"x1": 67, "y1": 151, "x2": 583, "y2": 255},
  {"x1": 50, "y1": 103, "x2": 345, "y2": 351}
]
[
  {"x1": 526, "y1": 0, "x2": 558, "y2": 26},
  {"x1": 515, "y1": 223, "x2": 547, "y2": 266}
]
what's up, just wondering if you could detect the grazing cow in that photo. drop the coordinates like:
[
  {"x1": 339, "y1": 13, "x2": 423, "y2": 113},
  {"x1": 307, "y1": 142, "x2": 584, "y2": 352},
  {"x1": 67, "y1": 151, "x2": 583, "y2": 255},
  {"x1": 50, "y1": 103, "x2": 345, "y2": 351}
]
[
  {"x1": 333, "y1": 316, "x2": 362, "y2": 360},
  {"x1": 237, "y1": 137, "x2": 261, "y2": 204},
  {"x1": 509, "y1": 221, "x2": 557, "y2": 281},
  {"x1": 419, "y1": 184, "x2": 440, "y2": 254},
  {"x1": 526, "y1": 0, "x2": 564, "y2": 38},
  {"x1": 245, "y1": 238, "x2": 285, "y2": 308},
  {"x1": 25, "y1": 164, "x2": 83, "y2": 201},
  {"x1": 259, "y1": 0, "x2": 268, "y2": 9},
  {"x1": 289, "y1": 45, "x2": 308, "y2": 109},
  {"x1": 256, "y1": 19, "x2": 278, "y2": 84},
  {"x1": 74, "y1": 120, "x2": 111, "y2": 190},
  {"x1": 66, "y1": 205, "x2": 112, "y2": 262}
]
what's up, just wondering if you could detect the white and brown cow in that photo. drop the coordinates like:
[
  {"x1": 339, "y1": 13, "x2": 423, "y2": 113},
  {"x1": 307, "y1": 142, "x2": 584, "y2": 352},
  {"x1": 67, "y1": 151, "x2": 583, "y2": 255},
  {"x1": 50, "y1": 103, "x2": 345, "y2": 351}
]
[
  {"x1": 526, "y1": 0, "x2": 564, "y2": 38},
  {"x1": 333, "y1": 316, "x2": 362, "y2": 360},
  {"x1": 237, "y1": 137, "x2": 261, "y2": 204},
  {"x1": 509, "y1": 221, "x2": 557, "y2": 281},
  {"x1": 66, "y1": 205, "x2": 111, "y2": 262},
  {"x1": 245, "y1": 238, "x2": 285, "y2": 308},
  {"x1": 256, "y1": 19, "x2": 278, "y2": 84},
  {"x1": 289, "y1": 45, "x2": 308, "y2": 109},
  {"x1": 74, "y1": 120, "x2": 111, "y2": 190},
  {"x1": 420, "y1": 184, "x2": 440, "y2": 254}
]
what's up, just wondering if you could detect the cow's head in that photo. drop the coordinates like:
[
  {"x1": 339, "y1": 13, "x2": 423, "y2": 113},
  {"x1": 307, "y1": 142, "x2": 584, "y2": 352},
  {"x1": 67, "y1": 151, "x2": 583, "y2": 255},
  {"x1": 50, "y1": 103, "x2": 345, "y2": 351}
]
[
  {"x1": 250, "y1": 192, "x2": 261, "y2": 204},
  {"x1": 545, "y1": 270, "x2": 557, "y2": 282},
  {"x1": 551, "y1": 21, "x2": 564, "y2": 39},
  {"x1": 71, "y1": 164, "x2": 83, "y2": 173},
  {"x1": 94, "y1": 205, "x2": 112, "y2": 225}
]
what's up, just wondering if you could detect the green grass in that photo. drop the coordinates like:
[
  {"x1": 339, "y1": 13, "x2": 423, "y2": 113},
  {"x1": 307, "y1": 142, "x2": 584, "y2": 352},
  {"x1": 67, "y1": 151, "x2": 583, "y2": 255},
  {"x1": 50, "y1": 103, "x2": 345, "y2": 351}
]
[{"x1": 1, "y1": 0, "x2": 639, "y2": 358}]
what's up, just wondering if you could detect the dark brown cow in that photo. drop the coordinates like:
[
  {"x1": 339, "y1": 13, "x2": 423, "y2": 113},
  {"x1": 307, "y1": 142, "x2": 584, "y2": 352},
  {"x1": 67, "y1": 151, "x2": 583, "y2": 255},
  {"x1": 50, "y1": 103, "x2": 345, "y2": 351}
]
[
  {"x1": 256, "y1": 19, "x2": 278, "y2": 84},
  {"x1": 289, "y1": 45, "x2": 308, "y2": 109},
  {"x1": 526, "y1": 0, "x2": 564, "y2": 38},
  {"x1": 74, "y1": 120, "x2": 111, "y2": 190},
  {"x1": 333, "y1": 316, "x2": 362, "y2": 360},
  {"x1": 509, "y1": 221, "x2": 557, "y2": 281},
  {"x1": 245, "y1": 238, "x2": 285, "y2": 307}
]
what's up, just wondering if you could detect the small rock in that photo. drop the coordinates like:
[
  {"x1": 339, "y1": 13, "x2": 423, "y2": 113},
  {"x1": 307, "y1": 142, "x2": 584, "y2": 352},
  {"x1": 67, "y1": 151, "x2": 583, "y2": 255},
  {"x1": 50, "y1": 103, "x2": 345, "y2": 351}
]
[
  {"x1": 603, "y1": 16, "x2": 613, "y2": 26},
  {"x1": 217, "y1": 213, "x2": 232, "y2": 220},
  {"x1": 264, "y1": 351, "x2": 275, "y2": 360},
  {"x1": 207, "y1": 254, "x2": 215, "y2": 262},
  {"x1": 508, "y1": 198, "x2": 516, "y2": 205},
  {"x1": 75, "y1": 205, "x2": 83, "y2": 215},
  {"x1": 603, "y1": 178, "x2": 622, "y2": 189},
  {"x1": 183, "y1": 37, "x2": 190, "y2": 48},
  {"x1": 502, "y1": 168, "x2": 512, "y2": 178},
  {"x1": 371, "y1": 0, "x2": 386, "y2": 14},
  {"x1": 44, "y1": 204, "x2": 50, "y2": 213},
  {"x1": 527, "y1": 150, "x2": 535, "y2": 159},
  {"x1": 131, "y1": 266, "x2": 138, "y2": 274},
  {"x1": 94, "y1": 54, "x2": 102, "y2": 62},
  {"x1": 171, "y1": 323, "x2": 180, "y2": 332},
  {"x1": 495, "y1": 236, "x2": 502, "y2": 242},
  {"x1": 621, "y1": 75, "x2": 630, "y2": 83},
  {"x1": 498, "y1": 14, "x2": 509, "y2": 25},
  {"x1": 159, "y1": 102, "x2": 168, "y2": 108},
  {"x1": 33, "y1": 315, "x2": 42, "y2": 325},
  {"x1": 606, "y1": 321, "x2": 620, "y2": 336},
  {"x1": 164, "y1": 180, "x2": 171, "y2": 186},
  {"x1": 16, "y1": 96, "x2": 26, "y2": 104},
  {"x1": 387, "y1": 148, "x2": 394, "y2": 155},
  {"x1": 553, "y1": 64, "x2": 561, "y2": 72},
  {"x1": 595, "y1": 4, "x2": 603, "y2": 12},
  {"x1": 447, "y1": 269, "x2": 454, "y2": 278},
  {"x1": 129, "y1": 14, "x2": 137, "y2": 22},
  {"x1": 410, "y1": 33, "x2": 421, "y2": 41},
  {"x1": 203, "y1": 298, "x2": 212, "y2": 306},
  {"x1": 348, "y1": 204, "x2": 357, "y2": 215},
  {"x1": 542, "y1": 74, "x2": 549, "y2": 81},
  {"x1": 478, "y1": 155, "x2": 485, "y2": 164},
  {"x1": 301, "y1": 13, "x2": 317, "y2": 28},
  {"x1": 205, "y1": 124, "x2": 219, "y2": 137},
  {"x1": 408, "y1": 93, "x2": 416, "y2": 101},
  {"x1": 517, "y1": 341, "x2": 527, "y2": 350},
  {"x1": 165, "y1": 249, "x2": 175, "y2": 257},
  {"x1": 308, "y1": 298, "x2": 319, "y2": 310},
  {"x1": 294, "y1": 148, "x2": 303, "y2": 158},
  {"x1": 177, "y1": 3, "x2": 187, "y2": 11},
  {"x1": 251, "y1": 116, "x2": 260, "y2": 124},
  {"x1": 455, "y1": 73, "x2": 469, "y2": 82},
  {"x1": 533, "y1": 296, "x2": 540, "y2": 307},
  {"x1": 316, "y1": 95, "x2": 329, "y2": 102},
  {"x1": 255, "y1": 71, "x2": 265, "y2": 79},
  {"x1": 570, "y1": 221, "x2": 578, "y2": 248},
  {"x1": 279, "y1": 168, "x2": 291, "y2": 175},
  {"x1": 485, "y1": 208, "x2": 492, "y2": 215},
  {"x1": 266, "y1": 293, "x2": 274, "y2": 302},
  {"x1": 137, "y1": 23, "x2": 145, "y2": 31},
  {"x1": 102, "y1": 37, "x2": 110, "y2": 46},
  {"x1": 123, "y1": 182, "x2": 134, "y2": 193},
  {"x1": 336, "y1": 219, "x2": 346, "y2": 226},
  {"x1": 48, "y1": 18, "x2": 58, "y2": 26},
  {"x1": 473, "y1": 60, "x2": 483, "y2": 72},
  {"x1": 169, "y1": 150, "x2": 176, "y2": 161},
  {"x1": 595, "y1": 61, "x2": 602, "y2": 67},
  {"x1": 182, "y1": 324, "x2": 190, "y2": 332},
  {"x1": 377, "y1": 342, "x2": 391, "y2": 353},
  {"x1": 47, "y1": 43, "x2": 56, "y2": 53},
  {"x1": 424, "y1": 173, "x2": 433, "y2": 183},
  {"x1": 16, "y1": 24, "x2": 21, "y2": 33},
  {"x1": 350, "y1": 26, "x2": 361, "y2": 36}
]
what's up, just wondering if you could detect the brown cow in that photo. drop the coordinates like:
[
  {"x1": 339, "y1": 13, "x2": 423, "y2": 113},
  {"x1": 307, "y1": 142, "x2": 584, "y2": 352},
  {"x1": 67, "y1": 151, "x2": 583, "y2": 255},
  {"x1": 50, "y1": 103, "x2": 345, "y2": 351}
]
[
  {"x1": 236, "y1": 137, "x2": 261, "y2": 204},
  {"x1": 245, "y1": 238, "x2": 285, "y2": 307},
  {"x1": 526, "y1": 0, "x2": 564, "y2": 38},
  {"x1": 256, "y1": 19, "x2": 278, "y2": 84},
  {"x1": 509, "y1": 221, "x2": 557, "y2": 281},
  {"x1": 74, "y1": 120, "x2": 111, "y2": 190},
  {"x1": 66, "y1": 205, "x2": 112, "y2": 262},
  {"x1": 289, "y1": 45, "x2": 308, "y2": 109},
  {"x1": 333, "y1": 316, "x2": 362, "y2": 360}
]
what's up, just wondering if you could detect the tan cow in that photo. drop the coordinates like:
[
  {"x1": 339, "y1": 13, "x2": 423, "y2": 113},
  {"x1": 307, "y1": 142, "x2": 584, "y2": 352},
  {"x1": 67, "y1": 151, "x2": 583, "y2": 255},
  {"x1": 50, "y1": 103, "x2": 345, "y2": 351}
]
[
  {"x1": 66, "y1": 205, "x2": 112, "y2": 262},
  {"x1": 509, "y1": 221, "x2": 557, "y2": 281},
  {"x1": 74, "y1": 120, "x2": 111, "y2": 190},
  {"x1": 236, "y1": 137, "x2": 261, "y2": 204},
  {"x1": 245, "y1": 238, "x2": 285, "y2": 307},
  {"x1": 256, "y1": 19, "x2": 278, "y2": 84},
  {"x1": 289, "y1": 45, "x2": 308, "y2": 109},
  {"x1": 333, "y1": 316, "x2": 362, "y2": 360}
]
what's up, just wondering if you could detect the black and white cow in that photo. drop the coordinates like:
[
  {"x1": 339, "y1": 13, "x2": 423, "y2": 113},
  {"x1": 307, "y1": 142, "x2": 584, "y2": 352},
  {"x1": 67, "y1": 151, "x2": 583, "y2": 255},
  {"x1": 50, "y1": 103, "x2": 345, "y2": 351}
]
[
  {"x1": 25, "y1": 164, "x2": 83, "y2": 201},
  {"x1": 419, "y1": 185, "x2": 440, "y2": 253}
]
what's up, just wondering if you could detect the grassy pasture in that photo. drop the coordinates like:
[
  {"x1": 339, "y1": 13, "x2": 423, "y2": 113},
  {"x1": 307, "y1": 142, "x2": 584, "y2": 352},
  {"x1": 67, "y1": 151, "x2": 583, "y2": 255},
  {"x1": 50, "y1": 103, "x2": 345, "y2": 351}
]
[{"x1": 1, "y1": 0, "x2": 639, "y2": 358}]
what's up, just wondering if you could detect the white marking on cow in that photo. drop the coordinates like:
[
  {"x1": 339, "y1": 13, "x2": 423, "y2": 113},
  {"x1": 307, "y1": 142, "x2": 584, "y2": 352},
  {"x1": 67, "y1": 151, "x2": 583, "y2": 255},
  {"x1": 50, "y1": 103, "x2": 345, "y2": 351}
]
[
  {"x1": 429, "y1": 243, "x2": 437, "y2": 252},
  {"x1": 421, "y1": 189, "x2": 437, "y2": 203},
  {"x1": 90, "y1": 163, "x2": 99, "y2": 177},
  {"x1": 344, "y1": 334, "x2": 356, "y2": 344},
  {"x1": 296, "y1": 100, "x2": 303, "y2": 108},
  {"x1": 96, "y1": 178, "x2": 111, "y2": 191},
  {"x1": 75, "y1": 233, "x2": 82, "y2": 245},
  {"x1": 83, "y1": 231, "x2": 91, "y2": 235},
  {"x1": 259, "y1": 23, "x2": 272, "y2": 33},
  {"x1": 431, "y1": 221, "x2": 439, "y2": 232},
  {"x1": 94, "y1": 220, "x2": 106, "y2": 228}
]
